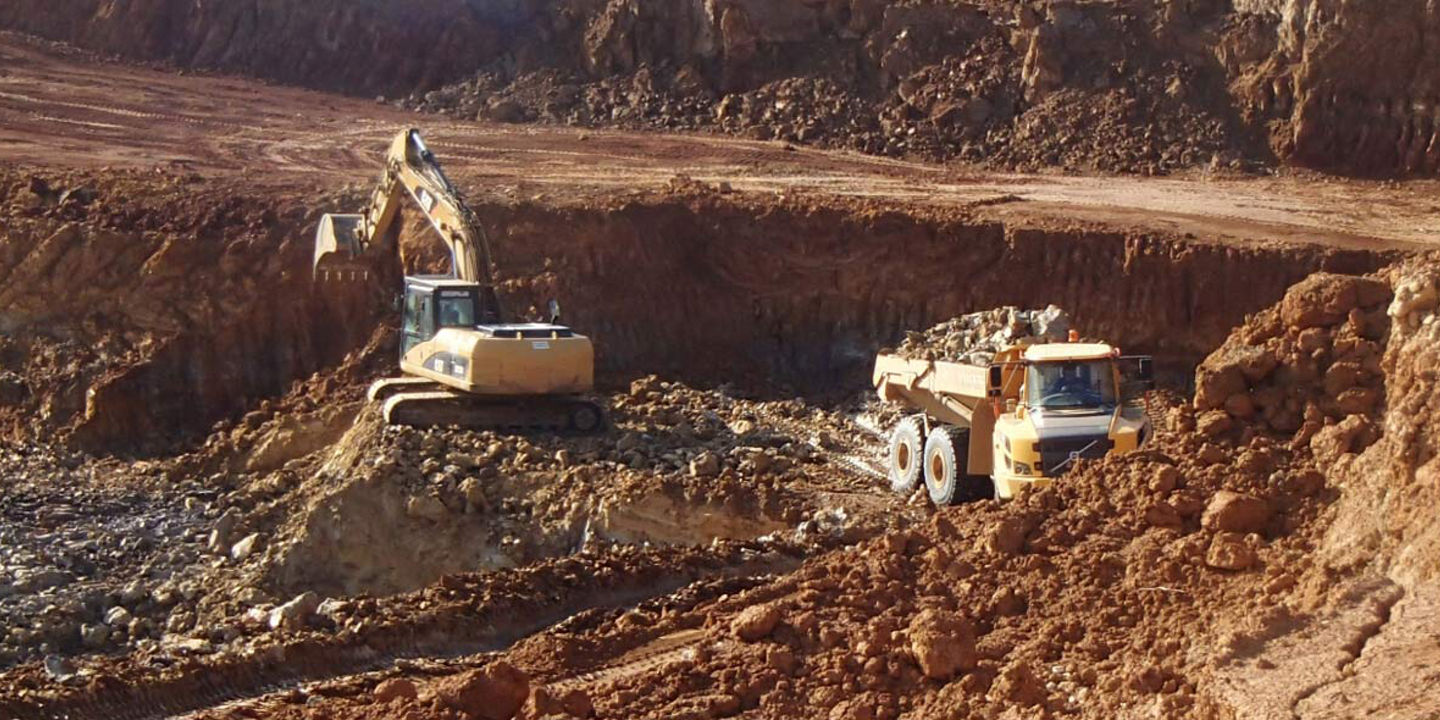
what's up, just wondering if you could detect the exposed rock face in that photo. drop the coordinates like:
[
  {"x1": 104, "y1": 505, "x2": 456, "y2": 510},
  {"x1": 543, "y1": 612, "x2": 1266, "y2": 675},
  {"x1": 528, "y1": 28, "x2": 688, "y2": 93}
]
[
  {"x1": 5, "y1": 0, "x2": 1436, "y2": 176},
  {"x1": 0, "y1": 0, "x2": 510, "y2": 96},
  {"x1": 1225, "y1": 0, "x2": 1440, "y2": 176},
  {"x1": 0, "y1": 170, "x2": 382, "y2": 454},
  {"x1": 1320, "y1": 264, "x2": 1440, "y2": 587}
]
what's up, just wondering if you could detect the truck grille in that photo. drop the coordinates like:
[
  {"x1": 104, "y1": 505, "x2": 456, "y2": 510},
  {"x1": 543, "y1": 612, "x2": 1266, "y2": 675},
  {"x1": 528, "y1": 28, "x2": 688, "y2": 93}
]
[{"x1": 1035, "y1": 435, "x2": 1114, "y2": 476}]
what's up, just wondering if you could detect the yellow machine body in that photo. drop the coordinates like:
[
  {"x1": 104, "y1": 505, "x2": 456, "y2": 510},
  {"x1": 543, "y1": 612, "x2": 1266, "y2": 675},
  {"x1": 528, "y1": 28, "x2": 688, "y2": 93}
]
[
  {"x1": 402, "y1": 327, "x2": 594, "y2": 396},
  {"x1": 874, "y1": 341, "x2": 1152, "y2": 503},
  {"x1": 313, "y1": 129, "x2": 600, "y2": 429}
]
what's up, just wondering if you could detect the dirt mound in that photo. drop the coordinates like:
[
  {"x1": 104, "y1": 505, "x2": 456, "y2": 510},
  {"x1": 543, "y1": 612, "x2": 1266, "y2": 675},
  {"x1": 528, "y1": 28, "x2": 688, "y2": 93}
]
[
  {"x1": 215, "y1": 417, "x2": 1352, "y2": 720},
  {"x1": 889, "y1": 305, "x2": 1071, "y2": 364},
  {"x1": 261, "y1": 375, "x2": 885, "y2": 598}
]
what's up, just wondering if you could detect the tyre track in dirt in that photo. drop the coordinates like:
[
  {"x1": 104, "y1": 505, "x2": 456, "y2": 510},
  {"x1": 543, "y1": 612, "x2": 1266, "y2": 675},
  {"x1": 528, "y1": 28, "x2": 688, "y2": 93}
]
[{"x1": 2, "y1": 550, "x2": 804, "y2": 720}]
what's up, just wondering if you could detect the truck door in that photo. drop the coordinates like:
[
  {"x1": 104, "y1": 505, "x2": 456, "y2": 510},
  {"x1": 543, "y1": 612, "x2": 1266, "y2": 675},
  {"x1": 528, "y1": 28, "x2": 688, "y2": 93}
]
[{"x1": 401, "y1": 286, "x2": 435, "y2": 358}]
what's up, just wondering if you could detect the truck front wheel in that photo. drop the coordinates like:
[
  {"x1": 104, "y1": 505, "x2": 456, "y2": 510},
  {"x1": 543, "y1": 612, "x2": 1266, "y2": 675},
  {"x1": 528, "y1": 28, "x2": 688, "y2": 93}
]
[
  {"x1": 924, "y1": 426, "x2": 985, "y2": 505},
  {"x1": 887, "y1": 415, "x2": 925, "y2": 494}
]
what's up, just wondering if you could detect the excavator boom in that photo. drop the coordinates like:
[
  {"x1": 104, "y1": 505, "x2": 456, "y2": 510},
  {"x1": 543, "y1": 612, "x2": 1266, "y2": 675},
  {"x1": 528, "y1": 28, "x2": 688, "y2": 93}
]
[{"x1": 314, "y1": 129, "x2": 495, "y2": 289}]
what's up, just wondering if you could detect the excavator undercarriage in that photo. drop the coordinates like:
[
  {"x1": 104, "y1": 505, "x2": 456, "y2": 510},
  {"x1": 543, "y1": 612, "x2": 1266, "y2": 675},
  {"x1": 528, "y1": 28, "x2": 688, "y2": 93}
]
[{"x1": 367, "y1": 378, "x2": 604, "y2": 432}]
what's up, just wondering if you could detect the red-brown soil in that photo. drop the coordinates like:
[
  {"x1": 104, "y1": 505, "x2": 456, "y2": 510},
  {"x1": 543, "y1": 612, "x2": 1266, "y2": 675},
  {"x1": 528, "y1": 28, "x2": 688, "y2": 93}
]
[{"x1": 0, "y1": 17, "x2": 1438, "y2": 720}]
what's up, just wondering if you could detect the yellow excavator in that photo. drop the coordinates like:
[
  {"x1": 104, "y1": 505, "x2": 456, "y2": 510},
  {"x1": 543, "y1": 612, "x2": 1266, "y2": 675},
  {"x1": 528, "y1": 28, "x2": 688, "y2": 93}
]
[{"x1": 313, "y1": 129, "x2": 602, "y2": 431}]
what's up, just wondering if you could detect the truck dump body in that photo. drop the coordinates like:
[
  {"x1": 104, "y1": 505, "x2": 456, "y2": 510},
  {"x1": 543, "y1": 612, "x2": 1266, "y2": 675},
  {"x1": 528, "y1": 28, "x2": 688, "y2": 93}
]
[{"x1": 873, "y1": 349, "x2": 1025, "y2": 478}]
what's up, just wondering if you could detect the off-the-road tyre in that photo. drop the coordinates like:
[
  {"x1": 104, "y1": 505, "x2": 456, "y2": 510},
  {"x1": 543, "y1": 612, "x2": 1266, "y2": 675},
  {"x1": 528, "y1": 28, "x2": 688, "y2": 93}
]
[
  {"x1": 923, "y1": 425, "x2": 988, "y2": 505},
  {"x1": 888, "y1": 415, "x2": 925, "y2": 494}
]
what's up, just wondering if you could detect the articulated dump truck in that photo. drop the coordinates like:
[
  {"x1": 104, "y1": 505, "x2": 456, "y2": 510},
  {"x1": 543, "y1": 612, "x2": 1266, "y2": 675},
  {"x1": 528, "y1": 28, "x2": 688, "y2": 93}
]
[{"x1": 873, "y1": 339, "x2": 1154, "y2": 504}]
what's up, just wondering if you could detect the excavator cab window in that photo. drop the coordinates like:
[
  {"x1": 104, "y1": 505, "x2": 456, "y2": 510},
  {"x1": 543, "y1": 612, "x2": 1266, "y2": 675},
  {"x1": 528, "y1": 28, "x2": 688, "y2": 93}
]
[
  {"x1": 401, "y1": 288, "x2": 435, "y2": 357},
  {"x1": 437, "y1": 290, "x2": 479, "y2": 328}
]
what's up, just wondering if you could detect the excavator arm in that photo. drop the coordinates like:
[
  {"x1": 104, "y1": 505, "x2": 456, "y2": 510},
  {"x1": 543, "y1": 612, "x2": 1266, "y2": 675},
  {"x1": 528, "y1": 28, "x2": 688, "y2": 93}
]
[{"x1": 313, "y1": 129, "x2": 497, "y2": 289}]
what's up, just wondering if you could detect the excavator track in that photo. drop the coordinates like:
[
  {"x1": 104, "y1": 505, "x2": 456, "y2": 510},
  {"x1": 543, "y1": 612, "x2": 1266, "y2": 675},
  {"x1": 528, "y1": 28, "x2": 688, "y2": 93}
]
[
  {"x1": 367, "y1": 376, "x2": 444, "y2": 403},
  {"x1": 381, "y1": 389, "x2": 605, "y2": 433}
]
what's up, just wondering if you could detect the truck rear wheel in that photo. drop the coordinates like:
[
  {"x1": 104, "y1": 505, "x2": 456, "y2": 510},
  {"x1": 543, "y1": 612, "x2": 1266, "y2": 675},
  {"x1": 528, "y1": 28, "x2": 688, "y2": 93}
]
[
  {"x1": 923, "y1": 426, "x2": 987, "y2": 505},
  {"x1": 887, "y1": 415, "x2": 925, "y2": 494}
]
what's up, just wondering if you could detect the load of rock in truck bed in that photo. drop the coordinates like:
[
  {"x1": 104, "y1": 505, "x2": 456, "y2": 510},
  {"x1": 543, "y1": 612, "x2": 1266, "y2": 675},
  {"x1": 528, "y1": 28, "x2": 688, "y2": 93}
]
[{"x1": 888, "y1": 306, "x2": 1072, "y2": 365}]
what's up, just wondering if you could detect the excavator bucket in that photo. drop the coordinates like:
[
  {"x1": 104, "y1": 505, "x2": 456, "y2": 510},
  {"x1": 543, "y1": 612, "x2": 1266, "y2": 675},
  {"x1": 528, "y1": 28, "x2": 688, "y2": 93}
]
[{"x1": 313, "y1": 213, "x2": 372, "y2": 282}]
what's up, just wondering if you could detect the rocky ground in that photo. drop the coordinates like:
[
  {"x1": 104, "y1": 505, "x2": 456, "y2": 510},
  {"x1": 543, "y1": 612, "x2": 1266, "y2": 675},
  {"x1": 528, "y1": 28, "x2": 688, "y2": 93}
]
[
  {"x1": 0, "y1": 4, "x2": 1438, "y2": 719},
  {"x1": 888, "y1": 306, "x2": 1071, "y2": 364},
  {"x1": 8, "y1": 1, "x2": 1440, "y2": 177}
]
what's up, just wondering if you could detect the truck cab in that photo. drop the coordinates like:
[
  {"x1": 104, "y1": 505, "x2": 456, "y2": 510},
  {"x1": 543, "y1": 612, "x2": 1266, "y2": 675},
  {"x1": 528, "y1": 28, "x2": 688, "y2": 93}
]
[{"x1": 989, "y1": 343, "x2": 1150, "y2": 499}]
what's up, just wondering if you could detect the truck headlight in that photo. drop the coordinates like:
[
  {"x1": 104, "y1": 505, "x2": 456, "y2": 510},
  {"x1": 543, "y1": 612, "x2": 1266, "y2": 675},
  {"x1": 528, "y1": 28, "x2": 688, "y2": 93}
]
[{"x1": 1013, "y1": 460, "x2": 1032, "y2": 476}]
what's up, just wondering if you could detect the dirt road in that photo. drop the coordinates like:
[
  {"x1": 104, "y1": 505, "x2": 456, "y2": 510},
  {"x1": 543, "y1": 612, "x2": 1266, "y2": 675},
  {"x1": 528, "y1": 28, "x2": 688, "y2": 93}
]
[{"x1": 2, "y1": 34, "x2": 1437, "y2": 252}]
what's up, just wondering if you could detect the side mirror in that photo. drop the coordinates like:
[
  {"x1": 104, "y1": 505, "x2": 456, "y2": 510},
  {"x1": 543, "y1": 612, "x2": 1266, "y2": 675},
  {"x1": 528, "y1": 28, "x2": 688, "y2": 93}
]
[
  {"x1": 547, "y1": 299, "x2": 562, "y2": 325},
  {"x1": 988, "y1": 365, "x2": 1003, "y2": 392},
  {"x1": 1137, "y1": 357, "x2": 1154, "y2": 383}
]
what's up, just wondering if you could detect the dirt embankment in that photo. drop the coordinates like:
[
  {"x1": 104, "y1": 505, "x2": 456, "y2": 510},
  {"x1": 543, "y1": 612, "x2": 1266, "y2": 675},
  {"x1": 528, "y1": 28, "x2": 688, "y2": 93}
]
[
  {"x1": 0, "y1": 167, "x2": 1392, "y2": 454},
  {"x1": 472, "y1": 193, "x2": 1387, "y2": 389},
  {"x1": 3, "y1": 1, "x2": 1438, "y2": 176},
  {"x1": 0, "y1": 169, "x2": 383, "y2": 454}
]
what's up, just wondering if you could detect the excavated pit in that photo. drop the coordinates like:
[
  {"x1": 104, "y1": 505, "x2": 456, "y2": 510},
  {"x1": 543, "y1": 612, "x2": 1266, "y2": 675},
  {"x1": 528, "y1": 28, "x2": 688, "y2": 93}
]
[
  {"x1": 1, "y1": 169, "x2": 1396, "y2": 603},
  {"x1": 179, "y1": 193, "x2": 1395, "y2": 601},
  {"x1": 3, "y1": 169, "x2": 1390, "y2": 458}
]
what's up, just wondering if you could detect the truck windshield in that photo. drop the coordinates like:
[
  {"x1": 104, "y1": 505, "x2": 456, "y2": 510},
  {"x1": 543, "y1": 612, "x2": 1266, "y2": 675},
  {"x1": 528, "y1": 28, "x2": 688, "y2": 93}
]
[{"x1": 1027, "y1": 360, "x2": 1117, "y2": 410}]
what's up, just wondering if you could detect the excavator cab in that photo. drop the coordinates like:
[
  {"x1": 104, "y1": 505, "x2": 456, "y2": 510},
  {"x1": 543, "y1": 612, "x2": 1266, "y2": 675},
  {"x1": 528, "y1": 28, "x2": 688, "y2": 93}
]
[{"x1": 400, "y1": 277, "x2": 501, "y2": 357}]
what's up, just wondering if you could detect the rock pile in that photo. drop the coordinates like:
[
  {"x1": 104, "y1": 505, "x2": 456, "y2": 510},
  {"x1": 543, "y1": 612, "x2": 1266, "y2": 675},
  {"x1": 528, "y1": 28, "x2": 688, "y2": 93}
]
[
  {"x1": 891, "y1": 306, "x2": 1071, "y2": 364},
  {"x1": 1193, "y1": 273, "x2": 1392, "y2": 449},
  {"x1": 398, "y1": 1, "x2": 1267, "y2": 174}
]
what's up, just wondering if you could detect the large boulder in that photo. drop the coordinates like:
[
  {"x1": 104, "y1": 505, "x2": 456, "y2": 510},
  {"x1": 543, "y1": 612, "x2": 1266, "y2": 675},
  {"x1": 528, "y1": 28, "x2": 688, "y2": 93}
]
[
  {"x1": 425, "y1": 661, "x2": 530, "y2": 720},
  {"x1": 1201, "y1": 491, "x2": 1271, "y2": 534},
  {"x1": 731, "y1": 603, "x2": 781, "y2": 642},
  {"x1": 1280, "y1": 274, "x2": 1390, "y2": 330},
  {"x1": 907, "y1": 609, "x2": 977, "y2": 680}
]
